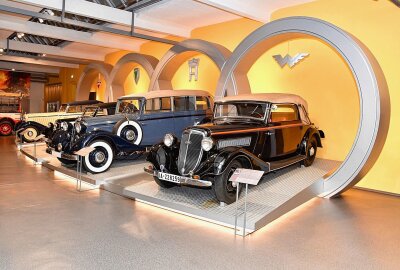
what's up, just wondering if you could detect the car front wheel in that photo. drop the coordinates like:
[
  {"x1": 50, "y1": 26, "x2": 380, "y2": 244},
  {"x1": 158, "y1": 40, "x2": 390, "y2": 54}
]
[
  {"x1": 83, "y1": 140, "x2": 114, "y2": 174},
  {"x1": 214, "y1": 159, "x2": 242, "y2": 204},
  {"x1": 22, "y1": 126, "x2": 39, "y2": 142},
  {"x1": 0, "y1": 121, "x2": 13, "y2": 136}
]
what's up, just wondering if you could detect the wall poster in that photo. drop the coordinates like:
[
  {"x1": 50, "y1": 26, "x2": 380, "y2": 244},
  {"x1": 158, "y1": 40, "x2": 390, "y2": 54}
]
[{"x1": 0, "y1": 70, "x2": 31, "y2": 96}]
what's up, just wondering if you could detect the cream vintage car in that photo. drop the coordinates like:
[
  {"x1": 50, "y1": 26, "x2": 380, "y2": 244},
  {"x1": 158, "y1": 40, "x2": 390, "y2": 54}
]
[{"x1": 15, "y1": 100, "x2": 102, "y2": 142}]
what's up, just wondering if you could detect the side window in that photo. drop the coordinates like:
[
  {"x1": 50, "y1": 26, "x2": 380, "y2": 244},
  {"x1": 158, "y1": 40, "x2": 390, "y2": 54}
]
[
  {"x1": 270, "y1": 104, "x2": 299, "y2": 122},
  {"x1": 145, "y1": 98, "x2": 171, "y2": 113},
  {"x1": 160, "y1": 97, "x2": 171, "y2": 111},
  {"x1": 174, "y1": 96, "x2": 195, "y2": 111},
  {"x1": 195, "y1": 96, "x2": 209, "y2": 110}
]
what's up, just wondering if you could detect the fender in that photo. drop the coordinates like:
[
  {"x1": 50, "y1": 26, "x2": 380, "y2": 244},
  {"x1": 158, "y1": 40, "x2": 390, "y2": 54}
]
[
  {"x1": 196, "y1": 146, "x2": 271, "y2": 177},
  {"x1": 16, "y1": 121, "x2": 47, "y2": 135},
  {"x1": 301, "y1": 127, "x2": 323, "y2": 149},
  {"x1": 146, "y1": 143, "x2": 180, "y2": 173},
  {"x1": 69, "y1": 129, "x2": 145, "y2": 154}
]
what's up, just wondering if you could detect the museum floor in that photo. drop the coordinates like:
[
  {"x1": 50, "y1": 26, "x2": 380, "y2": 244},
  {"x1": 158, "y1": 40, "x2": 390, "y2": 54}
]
[{"x1": 0, "y1": 136, "x2": 399, "y2": 270}]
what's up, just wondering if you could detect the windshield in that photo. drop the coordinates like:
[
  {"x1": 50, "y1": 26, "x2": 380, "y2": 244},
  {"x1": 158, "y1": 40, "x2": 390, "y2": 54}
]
[
  {"x1": 81, "y1": 106, "x2": 99, "y2": 118},
  {"x1": 214, "y1": 102, "x2": 268, "y2": 121},
  {"x1": 59, "y1": 105, "x2": 67, "y2": 112},
  {"x1": 116, "y1": 98, "x2": 142, "y2": 114}
]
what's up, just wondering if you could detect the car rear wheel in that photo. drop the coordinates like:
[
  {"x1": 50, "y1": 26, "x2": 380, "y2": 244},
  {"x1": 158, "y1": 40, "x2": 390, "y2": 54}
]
[
  {"x1": 214, "y1": 159, "x2": 242, "y2": 204},
  {"x1": 303, "y1": 136, "x2": 317, "y2": 167},
  {"x1": 0, "y1": 121, "x2": 13, "y2": 136},
  {"x1": 83, "y1": 140, "x2": 114, "y2": 174},
  {"x1": 153, "y1": 175, "x2": 176, "y2": 188},
  {"x1": 22, "y1": 126, "x2": 39, "y2": 142}
]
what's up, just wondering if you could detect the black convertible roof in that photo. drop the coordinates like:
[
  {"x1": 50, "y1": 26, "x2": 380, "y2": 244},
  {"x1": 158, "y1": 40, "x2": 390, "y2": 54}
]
[
  {"x1": 63, "y1": 100, "x2": 103, "y2": 106},
  {"x1": 95, "y1": 102, "x2": 117, "y2": 108}
]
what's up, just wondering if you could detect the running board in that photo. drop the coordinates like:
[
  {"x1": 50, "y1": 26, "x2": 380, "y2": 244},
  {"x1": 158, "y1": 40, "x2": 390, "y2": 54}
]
[{"x1": 269, "y1": 155, "x2": 306, "y2": 171}]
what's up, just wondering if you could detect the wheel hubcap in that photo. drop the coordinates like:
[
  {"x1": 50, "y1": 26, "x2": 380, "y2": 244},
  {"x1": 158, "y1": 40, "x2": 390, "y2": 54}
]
[
  {"x1": 94, "y1": 151, "x2": 106, "y2": 163},
  {"x1": 1, "y1": 124, "x2": 10, "y2": 133},
  {"x1": 126, "y1": 130, "x2": 135, "y2": 141}
]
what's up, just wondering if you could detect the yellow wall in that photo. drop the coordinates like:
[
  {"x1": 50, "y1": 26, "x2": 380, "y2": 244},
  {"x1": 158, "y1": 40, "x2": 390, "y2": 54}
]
[
  {"x1": 123, "y1": 65, "x2": 150, "y2": 95},
  {"x1": 171, "y1": 54, "x2": 219, "y2": 94}
]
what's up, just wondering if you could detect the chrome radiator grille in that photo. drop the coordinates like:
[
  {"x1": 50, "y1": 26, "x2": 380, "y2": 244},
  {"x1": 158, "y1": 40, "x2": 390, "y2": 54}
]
[{"x1": 177, "y1": 130, "x2": 204, "y2": 175}]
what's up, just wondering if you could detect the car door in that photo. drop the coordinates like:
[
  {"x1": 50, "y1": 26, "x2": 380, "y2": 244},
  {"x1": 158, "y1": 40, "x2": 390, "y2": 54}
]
[
  {"x1": 140, "y1": 97, "x2": 175, "y2": 146},
  {"x1": 172, "y1": 96, "x2": 197, "y2": 135},
  {"x1": 262, "y1": 103, "x2": 303, "y2": 159}
]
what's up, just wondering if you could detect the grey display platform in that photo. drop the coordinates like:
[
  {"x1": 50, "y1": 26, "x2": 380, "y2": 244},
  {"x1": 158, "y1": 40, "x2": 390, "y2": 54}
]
[
  {"x1": 19, "y1": 143, "x2": 340, "y2": 234},
  {"x1": 20, "y1": 145, "x2": 147, "y2": 186}
]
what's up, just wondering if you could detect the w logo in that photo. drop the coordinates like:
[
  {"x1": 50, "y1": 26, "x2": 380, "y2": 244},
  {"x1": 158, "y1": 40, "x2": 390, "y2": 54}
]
[{"x1": 273, "y1": 53, "x2": 309, "y2": 68}]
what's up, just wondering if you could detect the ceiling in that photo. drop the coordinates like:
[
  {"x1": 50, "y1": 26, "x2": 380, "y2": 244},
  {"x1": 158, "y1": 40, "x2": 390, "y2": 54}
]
[{"x1": 0, "y1": 0, "x2": 315, "y2": 74}]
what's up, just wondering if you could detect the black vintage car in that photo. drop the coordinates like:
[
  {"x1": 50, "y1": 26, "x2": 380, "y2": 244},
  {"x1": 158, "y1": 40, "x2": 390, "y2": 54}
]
[{"x1": 145, "y1": 93, "x2": 325, "y2": 204}]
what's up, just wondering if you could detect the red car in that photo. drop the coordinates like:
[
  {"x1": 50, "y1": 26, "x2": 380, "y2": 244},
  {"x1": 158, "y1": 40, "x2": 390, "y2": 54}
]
[{"x1": 0, "y1": 112, "x2": 21, "y2": 136}]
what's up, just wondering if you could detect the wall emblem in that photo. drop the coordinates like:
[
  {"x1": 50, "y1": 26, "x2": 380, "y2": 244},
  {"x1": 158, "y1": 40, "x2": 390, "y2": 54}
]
[
  {"x1": 134, "y1": 68, "x2": 140, "y2": 84},
  {"x1": 273, "y1": 53, "x2": 309, "y2": 68},
  {"x1": 188, "y1": 58, "x2": 200, "y2": 81}
]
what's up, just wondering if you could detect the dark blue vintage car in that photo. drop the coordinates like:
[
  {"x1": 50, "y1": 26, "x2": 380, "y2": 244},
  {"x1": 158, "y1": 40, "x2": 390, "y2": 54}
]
[{"x1": 47, "y1": 90, "x2": 213, "y2": 173}]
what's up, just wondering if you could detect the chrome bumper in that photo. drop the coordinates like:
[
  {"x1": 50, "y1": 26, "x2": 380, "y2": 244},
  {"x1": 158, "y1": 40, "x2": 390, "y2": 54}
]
[
  {"x1": 46, "y1": 147, "x2": 78, "y2": 161},
  {"x1": 144, "y1": 166, "x2": 212, "y2": 187}
]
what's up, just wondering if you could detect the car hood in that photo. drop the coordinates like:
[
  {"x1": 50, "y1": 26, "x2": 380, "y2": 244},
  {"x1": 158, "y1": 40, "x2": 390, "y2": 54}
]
[
  {"x1": 190, "y1": 121, "x2": 264, "y2": 136},
  {"x1": 26, "y1": 112, "x2": 65, "y2": 118},
  {"x1": 81, "y1": 113, "x2": 139, "y2": 126}
]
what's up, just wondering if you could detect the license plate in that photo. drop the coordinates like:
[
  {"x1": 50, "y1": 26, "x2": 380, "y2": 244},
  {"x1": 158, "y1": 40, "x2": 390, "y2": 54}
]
[{"x1": 158, "y1": 172, "x2": 183, "y2": 184}]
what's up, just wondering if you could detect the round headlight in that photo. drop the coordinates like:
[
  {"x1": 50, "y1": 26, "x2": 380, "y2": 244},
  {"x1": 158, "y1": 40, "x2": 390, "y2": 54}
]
[
  {"x1": 61, "y1": 122, "x2": 68, "y2": 131},
  {"x1": 57, "y1": 143, "x2": 63, "y2": 151},
  {"x1": 164, "y1": 133, "x2": 174, "y2": 147},
  {"x1": 75, "y1": 122, "x2": 81, "y2": 133},
  {"x1": 201, "y1": 137, "x2": 214, "y2": 151}
]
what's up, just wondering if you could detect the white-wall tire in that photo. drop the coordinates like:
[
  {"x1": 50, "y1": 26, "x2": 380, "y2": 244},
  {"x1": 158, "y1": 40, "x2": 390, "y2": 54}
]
[
  {"x1": 116, "y1": 121, "x2": 142, "y2": 145},
  {"x1": 83, "y1": 140, "x2": 114, "y2": 174},
  {"x1": 23, "y1": 126, "x2": 38, "y2": 142}
]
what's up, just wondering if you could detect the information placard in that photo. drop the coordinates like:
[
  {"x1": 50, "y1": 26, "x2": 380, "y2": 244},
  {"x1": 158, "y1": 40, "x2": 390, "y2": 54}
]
[
  {"x1": 229, "y1": 168, "x2": 264, "y2": 186},
  {"x1": 74, "y1": 147, "x2": 96, "y2": 157}
]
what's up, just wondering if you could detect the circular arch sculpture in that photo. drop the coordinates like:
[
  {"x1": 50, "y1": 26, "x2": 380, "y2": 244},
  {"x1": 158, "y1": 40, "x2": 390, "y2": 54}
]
[
  {"x1": 107, "y1": 53, "x2": 159, "y2": 101},
  {"x1": 149, "y1": 39, "x2": 250, "y2": 95},
  {"x1": 216, "y1": 17, "x2": 390, "y2": 197},
  {"x1": 76, "y1": 63, "x2": 113, "y2": 101}
]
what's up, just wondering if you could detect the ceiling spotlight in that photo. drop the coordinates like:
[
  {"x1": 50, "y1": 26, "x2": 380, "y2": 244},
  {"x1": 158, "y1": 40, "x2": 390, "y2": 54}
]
[
  {"x1": 0, "y1": 48, "x2": 3, "y2": 52},
  {"x1": 38, "y1": 18, "x2": 44, "y2": 23},
  {"x1": 41, "y1": 53, "x2": 46, "y2": 57},
  {"x1": 70, "y1": 74, "x2": 74, "y2": 79},
  {"x1": 17, "y1": 32, "x2": 25, "y2": 38},
  {"x1": 44, "y1": 9, "x2": 55, "y2": 16},
  {"x1": 11, "y1": 68, "x2": 15, "y2": 71}
]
